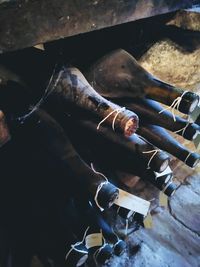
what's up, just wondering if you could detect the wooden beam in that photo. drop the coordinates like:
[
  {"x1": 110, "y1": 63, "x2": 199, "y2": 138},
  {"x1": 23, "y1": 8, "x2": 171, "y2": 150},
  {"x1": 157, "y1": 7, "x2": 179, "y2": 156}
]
[{"x1": 0, "y1": 0, "x2": 197, "y2": 53}]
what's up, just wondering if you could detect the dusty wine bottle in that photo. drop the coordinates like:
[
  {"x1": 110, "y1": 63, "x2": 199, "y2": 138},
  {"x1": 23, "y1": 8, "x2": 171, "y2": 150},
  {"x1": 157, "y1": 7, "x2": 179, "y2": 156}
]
[
  {"x1": 74, "y1": 139, "x2": 177, "y2": 197},
  {"x1": 91, "y1": 207, "x2": 127, "y2": 257},
  {"x1": 48, "y1": 66, "x2": 138, "y2": 136},
  {"x1": 124, "y1": 98, "x2": 200, "y2": 141},
  {"x1": 138, "y1": 124, "x2": 200, "y2": 168},
  {"x1": 85, "y1": 49, "x2": 199, "y2": 114},
  {"x1": 71, "y1": 198, "x2": 113, "y2": 265},
  {"x1": 76, "y1": 199, "x2": 127, "y2": 257},
  {"x1": 20, "y1": 109, "x2": 119, "y2": 210},
  {"x1": 85, "y1": 226, "x2": 113, "y2": 265},
  {"x1": 107, "y1": 160, "x2": 176, "y2": 197},
  {"x1": 74, "y1": 118, "x2": 169, "y2": 173}
]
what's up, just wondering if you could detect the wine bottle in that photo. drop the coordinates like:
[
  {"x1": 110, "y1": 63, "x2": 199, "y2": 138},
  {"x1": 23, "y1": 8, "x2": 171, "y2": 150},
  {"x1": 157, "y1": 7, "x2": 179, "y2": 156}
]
[
  {"x1": 110, "y1": 204, "x2": 144, "y2": 236},
  {"x1": 96, "y1": 213, "x2": 127, "y2": 257},
  {"x1": 85, "y1": 226, "x2": 113, "y2": 265},
  {"x1": 138, "y1": 124, "x2": 200, "y2": 168},
  {"x1": 69, "y1": 198, "x2": 113, "y2": 265},
  {"x1": 66, "y1": 126, "x2": 177, "y2": 197},
  {"x1": 144, "y1": 169, "x2": 176, "y2": 197},
  {"x1": 72, "y1": 118, "x2": 169, "y2": 173},
  {"x1": 124, "y1": 98, "x2": 200, "y2": 141},
  {"x1": 102, "y1": 160, "x2": 176, "y2": 197},
  {"x1": 85, "y1": 49, "x2": 199, "y2": 114},
  {"x1": 17, "y1": 109, "x2": 119, "y2": 210},
  {"x1": 75, "y1": 199, "x2": 127, "y2": 257},
  {"x1": 112, "y1": 205, "x2": 145, "y2": 226},
  {"x1": 48, "y1": 66, "x2": 138, "y2": 137}
]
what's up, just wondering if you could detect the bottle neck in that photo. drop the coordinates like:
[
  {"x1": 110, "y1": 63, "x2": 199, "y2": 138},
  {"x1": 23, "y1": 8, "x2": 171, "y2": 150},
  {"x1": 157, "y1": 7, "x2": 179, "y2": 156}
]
[{"x1": 145, "y1": 78, "x2": 182, "y2": 107}]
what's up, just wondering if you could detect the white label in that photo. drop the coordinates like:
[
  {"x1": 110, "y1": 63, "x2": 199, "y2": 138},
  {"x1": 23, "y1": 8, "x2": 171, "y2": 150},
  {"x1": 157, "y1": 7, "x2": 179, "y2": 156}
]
[
  {"x1": 85, "y1": 233, "x2": 103, "y2": 249},
  {"x1": 114, "y1": 189, "x2": 150, "y2": 216},
  {"x1": 154, "y1": 166, "x2": 173, "y2": 179}
]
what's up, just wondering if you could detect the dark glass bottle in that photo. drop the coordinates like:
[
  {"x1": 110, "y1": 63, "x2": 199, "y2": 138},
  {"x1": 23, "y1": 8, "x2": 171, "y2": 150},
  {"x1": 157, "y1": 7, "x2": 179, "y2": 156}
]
[
  {"x1": 138, "y1": 124, "x2": 200, "y2": 168},
  {"x1": 85, "y1": 49, "x2": 199, "y2": 114},
  {"x1": 15, "y1": 109, "x2": 119, "y2": 209},
  {"x1": 73, "y1": 118, "x2": 169, "y2": 173},
  {"x1": 48, "y1": 66, "x2": 139, "y2": 136},
  {"x1": 124, "y1": 98, "x2": 200, "y2": 141}
]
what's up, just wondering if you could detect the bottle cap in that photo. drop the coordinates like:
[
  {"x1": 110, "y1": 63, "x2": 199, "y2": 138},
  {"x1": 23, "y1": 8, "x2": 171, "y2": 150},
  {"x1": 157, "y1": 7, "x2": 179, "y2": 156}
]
[
  {"x1": 156, "y1": 174, "x2": 172, "y2": 190},
  {"x1": 185, "y1": 152, "x2": 200, "y2": 168},
  {"x1": 150, "y1": 151, "x2": 169, "y2": 173},
  {"x1": 113, "y1": 239, "x2": 127, "y2": 256},
  {"x1": 97, "y1": 182, "x2": 119, "y2": 209},
  {"x1": 179, "y1": 92, "x2": 199, "y2": 114},
  {"x1": 163, "y1": 182, "x2": 177, "y2": 197},
  {"x1": 182, "y1": 123, "x2": 200, "y2": 141},
  {"x1": 95, "y1": 244, "x2": 113, "y2": 264}
]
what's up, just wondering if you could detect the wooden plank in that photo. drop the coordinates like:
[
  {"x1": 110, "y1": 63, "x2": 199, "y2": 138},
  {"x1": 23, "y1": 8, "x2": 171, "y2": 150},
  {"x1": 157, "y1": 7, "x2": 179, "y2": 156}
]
[
  {"x1": 167, "y1": 7, "x2": 200, "y2": 31},
  {"x1": 169, "y1": 175, "x2": 200, "y2": 235},
  {"x1": 0, "y1": 0, "x2": 197, "y2": 53}
]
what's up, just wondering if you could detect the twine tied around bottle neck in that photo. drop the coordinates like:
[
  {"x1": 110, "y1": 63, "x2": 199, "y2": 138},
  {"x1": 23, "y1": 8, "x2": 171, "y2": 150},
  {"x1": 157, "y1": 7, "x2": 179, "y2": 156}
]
[
  {"x1": 116, "y1": 206, "x2": 121, "y2": 214},
  {"x1": 142, "y1": 149, "x2": 161, "y2": 169},
  {"x1": 97, "y1": 107, "x2": 126, "y2": 131},
  {"x1": 158, "y1": 91, "x2": 189, "y2": 122},
  {"x1": 91, "y1": 163, "x2": 109, "y2": 211},
  {"x1": 125, "y1": 219, "x2": 129, "y2": 236},
  {"x1": 65, "y1": 226, "x2": 90, "y2": 262},
  {"x1": 173, "y1": 116, "x2": 192, "y2": 138},
  {"x1": 184, "y1": 152, "x2": 193, "y2": 164}
]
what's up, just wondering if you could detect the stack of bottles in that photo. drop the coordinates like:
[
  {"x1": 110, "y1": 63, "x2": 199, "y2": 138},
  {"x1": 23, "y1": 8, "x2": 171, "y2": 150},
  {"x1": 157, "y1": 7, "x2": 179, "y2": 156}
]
[{"x1": 0, "y1": 48, "x2": 199, "y2": 267}]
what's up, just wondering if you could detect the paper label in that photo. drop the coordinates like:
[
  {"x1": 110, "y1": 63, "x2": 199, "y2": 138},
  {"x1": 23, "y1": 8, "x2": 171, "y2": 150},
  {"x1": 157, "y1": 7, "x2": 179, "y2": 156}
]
[
  {"x1": 159, "y1": 191, "x2": 168, "y2": 208},
  {"x1": 154, "y1": 166, "x2": 173, "y2": 179},
  {"x1": 144, "y1": 213, "x2": 153, "y2": 229},
  {"x1": 85, "y1": 233, "x2": 103, "y2": 249},
  {"x1": 114, "y1": 189, "x2": 150, "y2": 216}
]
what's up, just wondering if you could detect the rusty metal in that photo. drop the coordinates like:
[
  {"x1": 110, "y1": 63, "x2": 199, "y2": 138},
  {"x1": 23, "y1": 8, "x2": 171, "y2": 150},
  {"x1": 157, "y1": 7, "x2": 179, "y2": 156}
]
[{"x1": 0, "y1": 0, "x2": 198, "y2": 53}]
